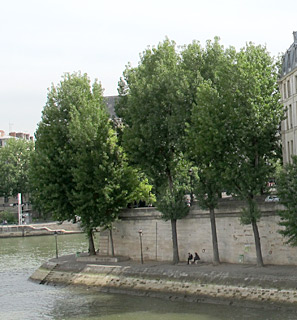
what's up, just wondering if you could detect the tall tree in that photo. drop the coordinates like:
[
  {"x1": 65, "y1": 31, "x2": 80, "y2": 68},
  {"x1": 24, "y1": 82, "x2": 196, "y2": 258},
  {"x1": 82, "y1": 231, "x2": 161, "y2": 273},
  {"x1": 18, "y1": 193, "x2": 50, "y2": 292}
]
[
  {"x1": 30, "y1": 72, "x2": 86, "y2": 222},
  {"x1": 116, "y1": 39, "x2": 192, "y2": 264},
  {"x1": 69, "y1": 94, "x2": 153, "y2": 253},
  {"x1": 30, "y1": 72, "x2": 153, "y2": 254},
  {"x1": 0, "y1": 138, "x2": 34, "y2": 200},
  {"x1": 185, "y1": 39, "x2": 235, "y2": 265},
  {"x1": 187, "y1": 40, "x2": 283, "y2": 267},
  {"x1": 222, "y1": 44, "x2": 283, "y2": 267}
]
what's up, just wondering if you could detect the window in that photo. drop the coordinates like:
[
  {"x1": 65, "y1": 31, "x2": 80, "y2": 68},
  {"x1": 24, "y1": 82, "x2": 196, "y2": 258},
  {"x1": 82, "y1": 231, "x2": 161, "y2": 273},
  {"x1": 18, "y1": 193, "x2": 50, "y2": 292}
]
[
  {"x1": 289, "y1": 105, "x2": 293, "y2": 128},
  {"x1": 286, "y1": 109, "x2": 289, "y2": 130},
  {"x1": 291, "y1": 140, "x2": 294, "y2": 157},
  {"x1": 284, "y1": 82, "x2": 287, "y2": 99},
  {"x1": 288, "y1": 79, "x2": 291, "y2": 97},
  {"x1": 288, "y1": 141, "x2": 291, "y2": 163},
  {"x1": 295, "y1": 75, "x2": 297, "y2": 93}
]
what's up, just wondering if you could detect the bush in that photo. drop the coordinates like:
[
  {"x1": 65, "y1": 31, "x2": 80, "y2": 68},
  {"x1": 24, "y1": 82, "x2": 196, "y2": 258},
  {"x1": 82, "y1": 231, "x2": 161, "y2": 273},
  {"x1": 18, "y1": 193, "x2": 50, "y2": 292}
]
[{"x1": 0, "y1": 210, "x2": 17, "y2": 224}]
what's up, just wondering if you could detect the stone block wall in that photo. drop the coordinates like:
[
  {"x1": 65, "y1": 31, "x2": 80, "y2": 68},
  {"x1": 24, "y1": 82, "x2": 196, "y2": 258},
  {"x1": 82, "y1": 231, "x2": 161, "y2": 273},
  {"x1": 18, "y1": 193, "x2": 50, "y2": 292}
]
[{"x1": 99, "y1": 200, "x2": 297, "y2": 265}]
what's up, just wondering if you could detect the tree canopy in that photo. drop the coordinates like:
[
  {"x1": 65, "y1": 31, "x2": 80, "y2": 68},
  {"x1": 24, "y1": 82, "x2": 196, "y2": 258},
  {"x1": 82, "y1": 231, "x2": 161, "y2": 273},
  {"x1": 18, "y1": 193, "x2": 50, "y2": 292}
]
[
  {"x1": 30, "y1": 72, "x2": 153, "y2": 253},
  {"x1": 0, "y1": 138, "x2": 34, "y2": 199},
  {"x1": 186, "y1": 41, "x2": 283, "y2": 266},
  {"x1": 116, "y1": 39, "x2": 192, "y2": 263}
]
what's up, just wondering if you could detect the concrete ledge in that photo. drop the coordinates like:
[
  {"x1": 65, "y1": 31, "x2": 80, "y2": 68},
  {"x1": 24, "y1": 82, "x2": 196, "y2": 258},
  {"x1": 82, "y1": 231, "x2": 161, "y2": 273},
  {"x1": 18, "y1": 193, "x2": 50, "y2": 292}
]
[
  {"x1": 30, "y1": 255, "x2": 297, "y2": 307},
  {"x1": 76, "y1": 254, "x2": 130, "y2": 263},
  {"x1": 0, "y1": 222, "x2": 82, "y2": 238}
]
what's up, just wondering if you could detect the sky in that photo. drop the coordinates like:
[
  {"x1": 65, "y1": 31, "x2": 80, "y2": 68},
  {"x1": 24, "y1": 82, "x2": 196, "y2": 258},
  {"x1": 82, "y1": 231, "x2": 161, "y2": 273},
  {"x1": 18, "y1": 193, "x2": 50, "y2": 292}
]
[{"x1": 1, "y1": 0, "x2": 297, "y2": 136}]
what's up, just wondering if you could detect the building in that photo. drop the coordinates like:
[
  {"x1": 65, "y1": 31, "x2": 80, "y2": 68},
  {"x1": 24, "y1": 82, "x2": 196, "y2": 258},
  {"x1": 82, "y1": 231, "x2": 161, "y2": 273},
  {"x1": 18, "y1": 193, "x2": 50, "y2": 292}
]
[
  {"x1": 0, "y1": 130, "x2": 34, "y2": 147},
  {"x1": 280, "y1": 31, "x2": 297, "y2": 164}
]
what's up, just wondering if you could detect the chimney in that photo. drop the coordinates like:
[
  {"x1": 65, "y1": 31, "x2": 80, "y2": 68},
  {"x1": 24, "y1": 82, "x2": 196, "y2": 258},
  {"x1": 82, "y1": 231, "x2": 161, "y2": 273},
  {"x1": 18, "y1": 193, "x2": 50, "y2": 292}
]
[{"x1": 294, "y1": 31, "x2": 297, "y2": 43}]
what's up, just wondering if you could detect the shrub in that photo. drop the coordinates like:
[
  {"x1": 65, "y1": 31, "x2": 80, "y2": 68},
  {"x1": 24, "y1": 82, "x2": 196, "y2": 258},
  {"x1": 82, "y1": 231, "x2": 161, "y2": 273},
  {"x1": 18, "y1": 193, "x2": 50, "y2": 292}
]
[{"x1": 0, "y1": 210, "x2": 17, "y2": 224}]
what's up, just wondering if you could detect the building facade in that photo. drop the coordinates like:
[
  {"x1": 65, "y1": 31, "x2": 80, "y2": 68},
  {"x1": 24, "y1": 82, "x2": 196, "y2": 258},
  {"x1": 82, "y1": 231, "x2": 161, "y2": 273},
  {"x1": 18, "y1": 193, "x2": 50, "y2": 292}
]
[
  {"x1": 0, "y1": 130, "x2": 33, "y2": 147},
  {"x1": 280, "y1": 32, "x2": 297, "y2": 164}
]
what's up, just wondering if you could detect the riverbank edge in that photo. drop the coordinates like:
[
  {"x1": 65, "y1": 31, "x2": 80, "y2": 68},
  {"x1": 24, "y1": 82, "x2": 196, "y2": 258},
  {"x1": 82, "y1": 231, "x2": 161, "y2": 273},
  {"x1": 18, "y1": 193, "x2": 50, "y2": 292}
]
[
  {"x1": 30, "y1": 255, "x2": 297, "y2": 308},
  {"x1": 0, "y1": 222, "x2": 82, "y2": 238}
]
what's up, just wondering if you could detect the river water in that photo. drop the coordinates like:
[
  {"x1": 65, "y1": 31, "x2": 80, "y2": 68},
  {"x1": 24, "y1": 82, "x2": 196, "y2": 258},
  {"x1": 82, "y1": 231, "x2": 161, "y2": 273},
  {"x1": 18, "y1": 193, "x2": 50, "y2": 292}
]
[{"x1": 0, "y1": 233, "x2": 296, "y2": 320}]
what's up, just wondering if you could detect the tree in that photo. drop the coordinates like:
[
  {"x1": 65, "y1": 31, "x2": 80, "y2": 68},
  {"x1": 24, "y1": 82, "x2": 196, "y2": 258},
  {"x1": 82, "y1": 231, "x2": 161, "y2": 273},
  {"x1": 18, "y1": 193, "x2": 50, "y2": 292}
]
[
  {"x1": 186, "y1": 40, "x2": 283, "y2": 267},
  {"x1": 116, "y1": 39, "x2": 192, "y2": 264},
  {"x1": 185, "y1": 39, "x2": 235, "y2": 265},
  {"x1": 30, "y1": 72, "x2": 153, "y2": 254},
  {"x1": 30, "y1": 72, "x2": 86, "y2": 222},
  {"x1": 69, "y1": 99, "x2": 153, "y2": 253},
  {"x1": 0, "y1": 138, "x2": 34, "y2": 200},
  {"x1": 221, "y1": 44, "x2": 283, "y2": 267},
  {"x1": 277, "y1": 156, "x2": 297, "y2": 245}
]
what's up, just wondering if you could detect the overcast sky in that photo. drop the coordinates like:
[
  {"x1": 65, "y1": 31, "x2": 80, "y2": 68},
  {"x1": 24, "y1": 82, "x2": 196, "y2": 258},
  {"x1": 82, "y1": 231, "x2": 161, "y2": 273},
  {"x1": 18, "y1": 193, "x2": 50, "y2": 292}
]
[{"x1": 1, "y1": 0, "x2": 296, "y2": 136}]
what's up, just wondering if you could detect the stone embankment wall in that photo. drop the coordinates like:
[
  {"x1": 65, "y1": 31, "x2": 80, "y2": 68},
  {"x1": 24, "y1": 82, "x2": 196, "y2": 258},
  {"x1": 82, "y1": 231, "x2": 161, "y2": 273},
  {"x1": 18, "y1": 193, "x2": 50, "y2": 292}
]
[
  {"x1": 99, "y1": 199, "x2": 297, "y2": 265},
  {"x1": 0, "y1": 221, "x2": 82, "y2": 238},
  {"x1": 30, "y1": 260, "x2": 297, "y2": 306}
]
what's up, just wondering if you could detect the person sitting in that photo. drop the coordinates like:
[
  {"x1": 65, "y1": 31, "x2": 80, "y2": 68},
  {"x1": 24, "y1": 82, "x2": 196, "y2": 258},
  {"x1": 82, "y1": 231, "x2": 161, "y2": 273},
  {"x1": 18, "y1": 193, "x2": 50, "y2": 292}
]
[
  {"x1": 187, "y1": 252, "x2": 193, "y2": 264},
  {"x1": 193, "y1": 252, "x2": 200, "y2": 264}
]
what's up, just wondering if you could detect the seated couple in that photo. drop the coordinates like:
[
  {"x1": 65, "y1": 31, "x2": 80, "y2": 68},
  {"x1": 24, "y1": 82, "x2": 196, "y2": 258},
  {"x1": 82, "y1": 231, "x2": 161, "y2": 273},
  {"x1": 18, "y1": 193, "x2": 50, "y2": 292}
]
[{"x1": 187, "y1": 252, "x2": 200, "y2": 264}]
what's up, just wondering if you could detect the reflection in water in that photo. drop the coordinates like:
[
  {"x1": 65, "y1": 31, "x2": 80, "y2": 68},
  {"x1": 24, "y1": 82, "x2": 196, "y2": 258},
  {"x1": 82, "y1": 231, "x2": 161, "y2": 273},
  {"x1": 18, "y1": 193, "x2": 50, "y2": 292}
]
[{"x1": 0, "y1": 234, "x2": 297, "y2": 320}]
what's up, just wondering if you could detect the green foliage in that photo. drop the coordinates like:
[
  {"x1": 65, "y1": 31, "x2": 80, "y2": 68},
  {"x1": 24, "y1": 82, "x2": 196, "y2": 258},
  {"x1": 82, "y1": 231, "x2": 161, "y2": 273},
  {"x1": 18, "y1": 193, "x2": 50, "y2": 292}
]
[
  {"x1": 69, "y1": 99, "x2": 154, "y2": 232},
  {"x1": 223, "y1": 43, "x2": 283, "y2": 201},
  {"x1": 240, "y1": 198, "x2": 261, "y2": 225},
  {"x1": 30, "y1": 72, "x2": 91, "y2": 221},
  {"x1": 117, "y1": 39, "x2": 194, "y2": 263},
  {"x1": 0, "y1": 210, "x2": 17, "y2": 224},
  {"x1": 188, "y1": 41, "x2": 282, "y2": 210},
  {"x1": 185, "y1": 38, "x2": 231, "y2": 263},
  {"x1": 0, "y1": 138, "x2": 34, "y2": 198},
  {"x1": 30, "y1": 72, "x2": 153, "y2": 235},
  {"x1": 185, "y1": 39, "x2": 282, "y2": 266},
  {"x1": 186, "y1": 39, "x2": 235, "y2": 206},
  {"x1": 277, "y1": 156, "x2": 297, "y2": 245},
  {"x1": 193, "y1": 166, "x2": 221, "y2": 211},
  {"x1": 117, "y1": 39, "x2": 193, "y2": 189},
  {"x1": 156, "y1": 159, "x2": 192, "y2": 220},
  {"x1": 157, "y1": 187, "x2": 189, "y2": 221}
]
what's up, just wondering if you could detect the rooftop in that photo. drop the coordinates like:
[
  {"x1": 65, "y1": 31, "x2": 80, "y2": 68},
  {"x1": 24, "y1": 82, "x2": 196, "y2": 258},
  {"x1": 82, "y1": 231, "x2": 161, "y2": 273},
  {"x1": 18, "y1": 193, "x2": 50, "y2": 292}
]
[{"x1": 281, "y1": 31, "x2": 297, "y2": 78}]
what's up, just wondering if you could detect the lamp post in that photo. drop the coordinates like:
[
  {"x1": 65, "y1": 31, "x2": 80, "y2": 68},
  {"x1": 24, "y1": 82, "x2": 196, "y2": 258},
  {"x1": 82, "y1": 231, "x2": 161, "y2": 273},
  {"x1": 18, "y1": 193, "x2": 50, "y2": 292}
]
[
  {"x1": 18, "y1": 193, "x2": 22, "y2": 225},
  {"x1": 54, "y1": 231, "x2": 58, "y2": 259},
  {"x1": 138, "y1": 229, "x2": 143, "y2": 264}
]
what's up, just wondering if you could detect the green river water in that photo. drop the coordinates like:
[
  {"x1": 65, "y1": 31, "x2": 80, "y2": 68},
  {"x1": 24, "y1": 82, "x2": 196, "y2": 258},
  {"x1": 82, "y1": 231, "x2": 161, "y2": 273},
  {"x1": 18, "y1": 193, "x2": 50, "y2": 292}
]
[{"x1": 0, "y1": 233, "x2": 296, "y2": 320}]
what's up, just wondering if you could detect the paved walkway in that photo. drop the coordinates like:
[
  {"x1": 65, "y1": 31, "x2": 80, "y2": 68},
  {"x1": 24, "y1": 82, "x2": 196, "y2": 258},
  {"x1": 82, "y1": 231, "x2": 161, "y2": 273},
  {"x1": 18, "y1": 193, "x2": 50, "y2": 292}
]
[{"x1": 50, "y1": 254, "x2": 297, "y2": 290}]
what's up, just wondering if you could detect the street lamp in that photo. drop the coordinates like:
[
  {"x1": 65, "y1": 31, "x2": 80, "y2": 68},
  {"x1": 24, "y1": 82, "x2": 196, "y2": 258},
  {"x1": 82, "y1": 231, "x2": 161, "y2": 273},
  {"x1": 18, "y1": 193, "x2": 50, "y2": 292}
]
[
  {"x1": 54, "y1": 231, "x2": 58, "y2": 259},
  {"x1": 138, "y1": 229, "x2": 144, "y2": 264}
]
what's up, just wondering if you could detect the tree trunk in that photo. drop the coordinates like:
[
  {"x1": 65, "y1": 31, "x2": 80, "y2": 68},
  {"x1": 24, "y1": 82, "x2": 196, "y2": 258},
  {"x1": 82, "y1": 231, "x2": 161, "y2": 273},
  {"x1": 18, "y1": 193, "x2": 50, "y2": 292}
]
[
  {"x1": 251, "y1": 219, "x2": 264, "y2": 267},
  {"x1": 109, "y1": 228, "x2": 115, "y2": 257},
  {"x1": 88, "y1": 229, "x2": 96, "y2": 255},
  {"x1": 171, "y1": 218, "x2": 179, "y2": 264},
  {"x1": 166, "y1": 169, "x2": 179, "y2": 265},
  {"x1": 209, "y1": 206, "x2": 220, "y2": 265}
]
